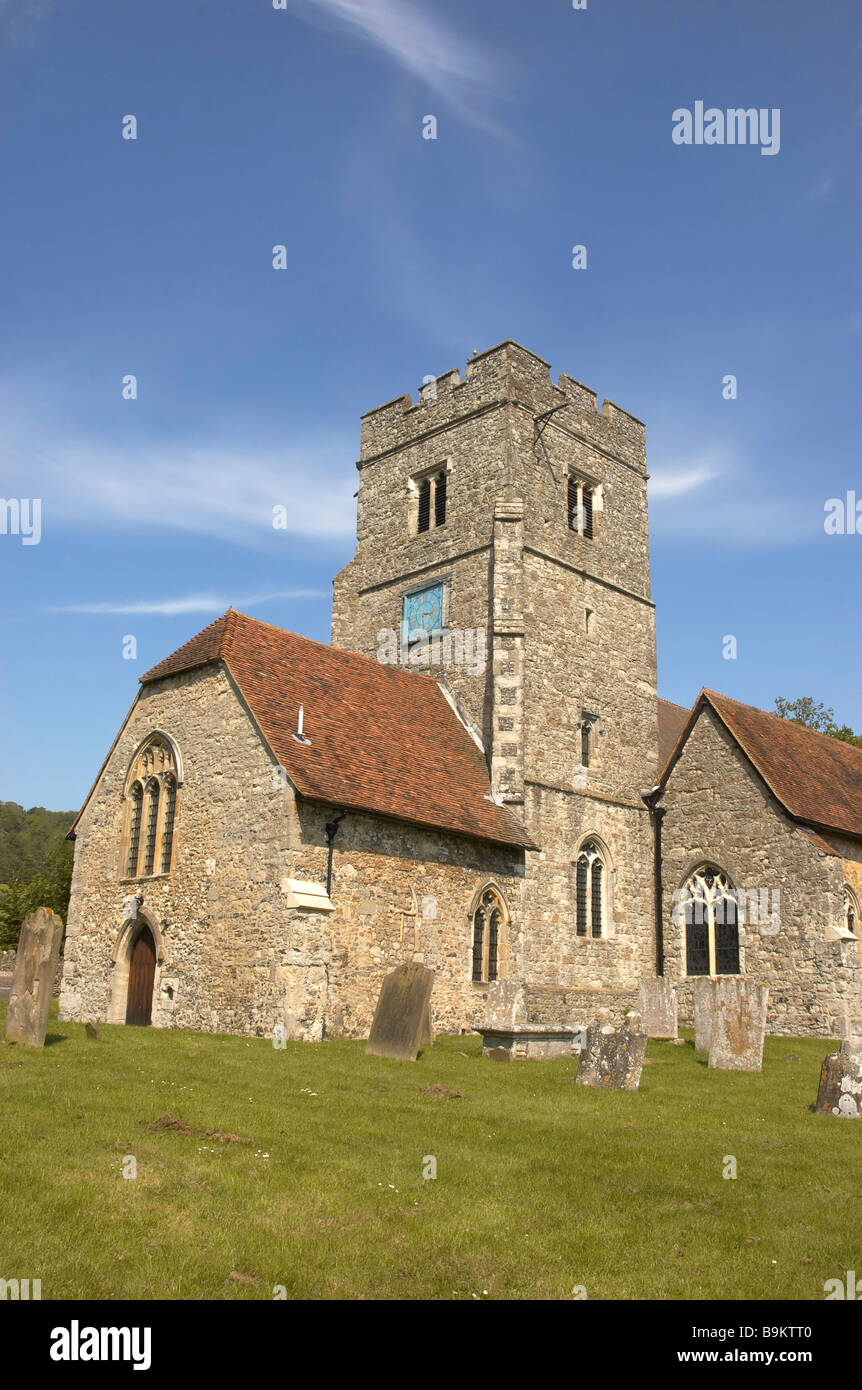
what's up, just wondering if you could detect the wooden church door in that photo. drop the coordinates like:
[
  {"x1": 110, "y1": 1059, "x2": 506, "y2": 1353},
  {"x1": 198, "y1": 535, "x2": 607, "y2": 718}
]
[{"x1": 126, "y1": 926, "x2": 156, "y2": 1026}]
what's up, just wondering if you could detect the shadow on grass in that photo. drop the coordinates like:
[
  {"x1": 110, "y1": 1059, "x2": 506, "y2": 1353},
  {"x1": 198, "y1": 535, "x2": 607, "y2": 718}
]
[{"x1": 44, "y1": 1033, "x2": 68, "y2": 1046}]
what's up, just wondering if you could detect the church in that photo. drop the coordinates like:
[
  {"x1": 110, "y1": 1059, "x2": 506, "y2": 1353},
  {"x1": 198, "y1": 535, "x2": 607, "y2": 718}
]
[{"x1": 59, "y1": 341, "x2": 862, "y2": 1040}]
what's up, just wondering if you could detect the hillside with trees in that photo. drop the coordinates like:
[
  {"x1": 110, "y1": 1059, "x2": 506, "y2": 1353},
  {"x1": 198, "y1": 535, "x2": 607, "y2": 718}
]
[{"x1": 0, "y1": 802, "x2": 76, "y2": 950}]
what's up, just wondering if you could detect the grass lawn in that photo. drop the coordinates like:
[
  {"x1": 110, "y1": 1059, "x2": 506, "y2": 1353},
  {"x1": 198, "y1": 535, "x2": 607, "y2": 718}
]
[{"x1": 1, "y1": 1002, "x2": 859, "y2": 1301}]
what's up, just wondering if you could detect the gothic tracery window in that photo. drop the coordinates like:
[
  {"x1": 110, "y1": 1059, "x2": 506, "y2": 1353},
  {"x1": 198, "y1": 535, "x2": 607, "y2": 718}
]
[
  {"x1": 576, "y1": 839, "x2": 606, "y2": 938},
  {"x1": 122, "y1": 735, "x2": 180, "y2": 879},
  {"x1": 678, "y1": 865, "x2": 740, "y2": 976},
  {"x1": 471, "y1": 887, "x2": 506, "y2": 983}
]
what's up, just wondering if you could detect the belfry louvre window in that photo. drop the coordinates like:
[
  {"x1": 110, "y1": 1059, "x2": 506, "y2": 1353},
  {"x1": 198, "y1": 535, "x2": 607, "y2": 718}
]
[
  {"x1": 678, "y1": 866, "x2": 740, "y2": 977},
  {"x1": 471, "y1": 887, "x2": 505, "y2": 983},
  {"x1": 576, "y1": 840, "x2": 605, "y2": 938},
  {"x1": 415, "y1": 468, "x2": 447, "y2": 534},
  {"x1": 568, "y1": 475, "x2": 595, "y2": 539},
  {"x1": 121, "y1": 735, "x2": 180, "y2": 879}
]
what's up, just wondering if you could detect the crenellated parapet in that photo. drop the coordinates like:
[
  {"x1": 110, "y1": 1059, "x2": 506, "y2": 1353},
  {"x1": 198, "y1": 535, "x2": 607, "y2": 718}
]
[{"x1": 359, "y1": 340, "x2": 646, "y2": 472}]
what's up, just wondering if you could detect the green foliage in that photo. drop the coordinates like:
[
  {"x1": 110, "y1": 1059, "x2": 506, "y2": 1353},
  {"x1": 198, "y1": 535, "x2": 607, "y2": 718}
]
[
  {"x1": 0, "y1": 802, "x2": 75, "y2": 950},
  {"x1": 774, "y1": 697, "x2": 862, "y2": 749}
]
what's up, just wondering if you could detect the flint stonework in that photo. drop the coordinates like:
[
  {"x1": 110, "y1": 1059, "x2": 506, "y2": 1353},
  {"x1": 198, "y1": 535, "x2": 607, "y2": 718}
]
[
  {"x1": 365, "y1": 962, "x2": 435, "y2": 1061},
  {"x1": 4, "y1": 907, "x2": 64, "y2": 1048},
  {"x1": 707, "y1": 978, "x2": 769, "y2": 1072},
  {"x1": 638, "y1": 978, "x2": 678, "y2": 1039},
  {"x1": 816, "y1": 1039, "x2": 862, "y2": 1117},
  {"x1": 575, "y1": 1009, "x2": 648, "y2": 1090}
]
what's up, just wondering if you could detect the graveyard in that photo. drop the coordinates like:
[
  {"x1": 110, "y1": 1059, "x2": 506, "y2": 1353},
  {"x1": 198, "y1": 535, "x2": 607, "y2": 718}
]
[{"x1": 1, "y1": 996, "x2": 860, "y2": 1302}]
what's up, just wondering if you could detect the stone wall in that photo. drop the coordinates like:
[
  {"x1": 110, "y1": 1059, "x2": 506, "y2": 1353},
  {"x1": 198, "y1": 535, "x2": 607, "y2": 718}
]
[
  {"x1": 658, "y1": 705, "x2": 861, "y2": 1035},
  {"x1": 60, "y1": 663, "x2": 524, "y2": 1039}
]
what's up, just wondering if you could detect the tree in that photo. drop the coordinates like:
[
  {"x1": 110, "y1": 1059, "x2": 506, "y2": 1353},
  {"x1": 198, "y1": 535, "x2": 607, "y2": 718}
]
[{"x1": 774, "y1": 697, "x2": 862, "y2": 749}]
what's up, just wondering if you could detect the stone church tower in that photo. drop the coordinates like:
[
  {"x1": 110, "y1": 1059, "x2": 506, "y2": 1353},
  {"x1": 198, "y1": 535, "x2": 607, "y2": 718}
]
[{"x1": 332, "y1": 340, "x2": 660, "y2": 1010}]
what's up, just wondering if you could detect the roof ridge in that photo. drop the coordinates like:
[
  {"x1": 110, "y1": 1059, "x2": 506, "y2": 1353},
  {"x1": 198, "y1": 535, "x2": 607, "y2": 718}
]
[{"x1": 704, "y1": 688, "x2": 862, "y2": 761}]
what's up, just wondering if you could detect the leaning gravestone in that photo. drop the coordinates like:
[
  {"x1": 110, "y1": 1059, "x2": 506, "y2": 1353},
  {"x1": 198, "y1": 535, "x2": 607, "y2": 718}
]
[
  {"x1": 638, "y1": 978, "x2": 678, "y2": 1040},
  {"x1": 707, "y1": 978, "x2": 769, "y2": 1071},
  {"x1": 575, "y1": 1009, "x2": 648, "y2": 1091},
  {"x1": 693, "y1": 977, "x2": 718, "y2": 1052},
  {"x1": 816, "y1": 1019, "x2": 862, "y2": 1118},
  {"x1": 365, "y1": 962, "x2": 434, "y2": 1061},
  {"x1": 4, "y1": 907, "x2": 64, "y2": 1048}
]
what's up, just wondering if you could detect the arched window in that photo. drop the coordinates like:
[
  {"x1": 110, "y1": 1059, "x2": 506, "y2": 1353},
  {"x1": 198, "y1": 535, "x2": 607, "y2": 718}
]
[
  {"x1": 471, "y1": 886, "x2": 506, "y2": 983},
  {"x1": 122, "y1": 734, "x2": 180, "y2": 879},
  {"x1": 678, "y1": 865, "x2": 739, "y2": 976},
  {"x1": 576, "y1": 839, "x2": 606, "y2": 937}
]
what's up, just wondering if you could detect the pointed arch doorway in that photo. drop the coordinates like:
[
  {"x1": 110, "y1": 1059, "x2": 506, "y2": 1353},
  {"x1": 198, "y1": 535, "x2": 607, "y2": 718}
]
[{"x1": 126, "y1": 925, "x2": 156, "y2": 1026}]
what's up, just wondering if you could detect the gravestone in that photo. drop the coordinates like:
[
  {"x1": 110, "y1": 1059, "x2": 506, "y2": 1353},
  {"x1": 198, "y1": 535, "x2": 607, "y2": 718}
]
[
  {"x1": 638, "y1": 978, "x2": 678, "y2": 1040},
  {"x1": 816, "y1": 1037, "x2": 862, "y2": 1118},
  {"x1": 4, "y1": 907, "x2": 64, "y2": 1048},
  {"x1": 693, "y1": 977, "x2": 718, "y2": 1052},
  {"x1": 707, "y1": 978, "x2": 769, "y2": 1071},
  {"x1": 575, "y1": 1009, "x2": 648, "y2": 1091},
  {"x1": 365, "y1": 962, "x2": 434, "y2": 1061},
  {"x1": 484, "y1": 980, "x2": 524, "y2": 1029},
  {"x1": 816, "y1": 1019, "x2": 862, "y2": 1117}
]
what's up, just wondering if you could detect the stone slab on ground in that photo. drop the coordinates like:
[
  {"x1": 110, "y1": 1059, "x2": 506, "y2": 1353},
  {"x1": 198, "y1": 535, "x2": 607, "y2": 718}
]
[
  {"x1": 478, "y1": 1025, "x2": 577, "y2": 1060},
  {"x1": 638, "y1": 978, "x2": 678, "y2": 1039},
  {"x1": 4, "y1": 907, "x2": 64, "y2": 1048},
  {"x1": 575, "y1": 1009, "x2": 648, "y2": 1090},
  {"x1": 707, "y1": 978, "x2": 769, "y2": 1072},
  {"x1": 365, "y1": 962, "x2": 434, "y2": 1061}
]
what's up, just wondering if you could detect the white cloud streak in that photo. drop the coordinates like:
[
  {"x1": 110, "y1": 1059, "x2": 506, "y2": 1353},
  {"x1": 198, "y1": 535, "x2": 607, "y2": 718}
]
[
  {"x1": 0, "y1": 409, "x2": 356, "y2": 546},
  {"x1": 50, "y1": 590, "x2": 329, "y2": 617},
  {"x1": 293, "y1": 0, "x2": 511, "y2": 136}
]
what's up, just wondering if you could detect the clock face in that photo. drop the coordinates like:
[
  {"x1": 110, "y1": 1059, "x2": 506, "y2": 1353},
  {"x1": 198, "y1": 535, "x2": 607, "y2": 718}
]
[{"x1": 403, "y1": 584, "x2": 444, "y2": 638}]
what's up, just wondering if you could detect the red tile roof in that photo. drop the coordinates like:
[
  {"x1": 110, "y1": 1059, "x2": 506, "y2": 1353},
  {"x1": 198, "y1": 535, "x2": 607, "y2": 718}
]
[
  {"x1": 140, "y1": 611, "x2": 534, "y2": 851},
  {"x1": 662, "y1": 688, "x2": 862, "y2": 843},
  {"x1": 657, "y1": 698, "x2": 690, "y2": 773}
]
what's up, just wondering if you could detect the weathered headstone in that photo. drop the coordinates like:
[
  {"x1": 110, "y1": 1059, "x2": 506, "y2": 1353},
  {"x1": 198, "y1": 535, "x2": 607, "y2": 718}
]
[
  {"x1": 85, "y1": 1022, "x2": 101, "y2": 1042},
  {"x1": 693, "y1": 977, "x2": 718, "y2": 1052},
  {"x1": 4, "y1": 907, "x2": 64, "y2": 1048},
  {"x1": 365, "y1": 962, "x2": 434, "y2": 1061},
  {"x1": 484, "y1": 980, "x2": 524, "y2": 1029},
  {"x1": 816, "y1": 1038, "x2": 862, "y2": 1118},
  {"x1": 638, "y1": 978, "x2": 678, "y2": 1040},
  {"x1": 707, "y1": 978, "x2": 769, "y2": 1071},
  {"x1": 575, "y1": 1009, "x2": 648, "y2": 1090}
]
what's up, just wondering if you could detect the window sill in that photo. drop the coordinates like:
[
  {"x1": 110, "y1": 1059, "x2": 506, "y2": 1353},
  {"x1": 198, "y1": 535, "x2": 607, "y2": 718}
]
[{"x1": 120, "y1": 873, "x2": 171, "y2": 885}]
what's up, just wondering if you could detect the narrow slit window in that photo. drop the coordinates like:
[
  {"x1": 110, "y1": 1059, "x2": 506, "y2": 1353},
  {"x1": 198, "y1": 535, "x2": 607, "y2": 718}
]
[
  {"x1": 417, "y1": 477, "x2": 431, "y2": 533},
  {"x1": 143, "y1": 781, "x2": 160, "y2": 877},
  {"x1": 126, "y1": 782, "x2": 143, "y2": 877},
  {"x1": 434, "y1": 469, "x2": 447, "y2": 527},
  {"x1": 160, "y1": 776, "x2": 177, "y2": 874},
  {"x1": 582, "y1": 485, "x2": 594, "y2": 539}
]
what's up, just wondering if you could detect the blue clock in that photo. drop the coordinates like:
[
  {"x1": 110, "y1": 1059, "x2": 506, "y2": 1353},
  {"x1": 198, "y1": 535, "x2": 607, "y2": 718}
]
[{"x1": 403, "y1": 584, "x2": 445, "y2": 639}]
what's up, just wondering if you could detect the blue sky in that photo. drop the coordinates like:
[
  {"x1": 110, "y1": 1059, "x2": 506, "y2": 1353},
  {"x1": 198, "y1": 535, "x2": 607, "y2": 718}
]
[{"x1": 1, "y1": 0, "x2": 860, "y2": 810}]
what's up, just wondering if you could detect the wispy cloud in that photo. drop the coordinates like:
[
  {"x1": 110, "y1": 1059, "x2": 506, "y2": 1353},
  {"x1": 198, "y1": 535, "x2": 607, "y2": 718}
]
[
  {"x1": 0, "y1": 404, "x2": 356, "y2": 546},
  {"x1": 50, "y1": 590, "x2": 329, "y2": 617},
  {"x1": 649, "y1": 463, "x2": 720, "y2": 498},
  {"x1": 293, "y1": 0, "x2": 512, "y2": 136},
  {"x1": 649, "y1": 449, "x2": 819, "y2": 549}
]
